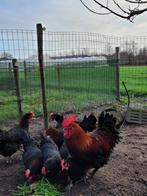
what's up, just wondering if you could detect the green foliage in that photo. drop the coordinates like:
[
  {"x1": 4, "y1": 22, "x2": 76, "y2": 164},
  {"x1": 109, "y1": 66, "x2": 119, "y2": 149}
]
[{"x1": 14, "y1": 178, "x2": 60, "y2": 196}]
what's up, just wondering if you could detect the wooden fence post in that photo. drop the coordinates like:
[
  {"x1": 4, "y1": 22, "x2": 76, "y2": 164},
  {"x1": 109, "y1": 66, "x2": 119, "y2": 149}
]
[
  {"x1": 115, "y1": 47, "x2": 120, "y2": 101},
  {"x1": 36, "y1": 23, "x2": 48, "y2": 129},
  {"x1": 24, "y1": 60, "x2": 27, "y2": 84},
  {"x1": 12, "y1": 59, "x2": 23, "y2": 119}
]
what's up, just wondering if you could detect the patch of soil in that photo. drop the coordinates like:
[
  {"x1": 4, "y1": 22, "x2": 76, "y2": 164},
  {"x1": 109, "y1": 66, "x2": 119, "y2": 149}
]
[
  {"x1": 64, "y1": 124, "x2": 147, "y2": 196},
  {"x1": 0, "y1": 108, "x2": 147, "y2": 196}
]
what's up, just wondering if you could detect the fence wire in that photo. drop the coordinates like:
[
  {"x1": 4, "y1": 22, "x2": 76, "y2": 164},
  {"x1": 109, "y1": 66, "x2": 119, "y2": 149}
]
[
  {"x1": 0, "y1": 28, "x2": 147, "y2": 123},
  {"x1": 0, "y1": 29, "x2": 42, "y2": 122},
  {"x1": 43, "y1": 32, "x2": 117, "y2": 113}
]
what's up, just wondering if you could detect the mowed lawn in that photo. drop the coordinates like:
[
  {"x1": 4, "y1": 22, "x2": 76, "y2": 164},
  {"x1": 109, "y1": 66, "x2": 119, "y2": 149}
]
[
  {"x1": 0, "y1": 64, "x2": 146, "y2": 123},
  {"x1": 120, "y1": 66, "x2": 147, "y2": 96}
]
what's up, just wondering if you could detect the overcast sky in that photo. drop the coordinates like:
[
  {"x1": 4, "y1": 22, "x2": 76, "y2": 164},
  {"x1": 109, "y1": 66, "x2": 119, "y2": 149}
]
[{"x1": 0, "y1": 0, "x2": 147, "y2": 36}]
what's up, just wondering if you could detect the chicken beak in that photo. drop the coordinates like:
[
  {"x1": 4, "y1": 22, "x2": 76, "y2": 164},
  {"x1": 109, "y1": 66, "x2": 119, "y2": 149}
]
[{"x1": 41, "y1": 166, "x2": 46, "y2": 176}]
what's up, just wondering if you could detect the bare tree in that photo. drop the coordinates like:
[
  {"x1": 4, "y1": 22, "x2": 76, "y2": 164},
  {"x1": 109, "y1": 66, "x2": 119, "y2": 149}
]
[
  {"x1": 0, "y1": 52, "x2": 13, "y2": 60},
  {"x1": 79, "y1": 0, "x2": 147, "y2": 21}
]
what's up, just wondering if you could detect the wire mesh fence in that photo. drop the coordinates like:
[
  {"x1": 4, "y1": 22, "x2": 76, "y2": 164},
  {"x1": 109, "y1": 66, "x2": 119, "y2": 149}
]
[
  {"x1": 0, "y1": 25, "x2": 147, "y2": 124},
  {"x1": 0, "y1": 29, "x2": 42, "y2": 122},
  {"x1": 43, "y1": 31, "x2": 117, "y2": 113}
]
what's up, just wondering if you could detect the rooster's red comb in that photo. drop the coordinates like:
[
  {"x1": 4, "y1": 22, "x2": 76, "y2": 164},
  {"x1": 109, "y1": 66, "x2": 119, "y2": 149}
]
[{"x1": 62, "y1": 114, "x2": 77, "y2": 128}]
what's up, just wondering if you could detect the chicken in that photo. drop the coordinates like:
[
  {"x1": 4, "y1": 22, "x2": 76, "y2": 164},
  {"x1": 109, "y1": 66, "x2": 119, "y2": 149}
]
[
  {"x1": 45, "y1": 112, "x2": 97, "y2": 153},
  {"x1": 50, "y1": 112, "x2": 97, "y2": 132},
  {"x1": 61, "y1": 112, "x2": 121, "y2": 180},
  {"x1": 59, "y1": 141, "x2": 70, "y2": 159},
  {"x1": 40, "y1": 113, "x2": 64, "y2": 148},
  {"x1": 61, "y1": 81, "x2": 129, "y2": 180},
  {"x1": 22, "y1": 134, "x2": 43, "y2": 184},
  {"x1": 40, "y1": 135, "x2": 61, "y2": 179},
  {"x1": 98, "y1": 108, "x2": 117, "y2": 128},
  {"x1": 61, "y1": 156, "x2": 88, "y2": 184},
  {"x1": 59, "y1": 113, "x2": 97, "y2": 158},
  {"x1": 41, "y1": 127, "x2": 64, "y2": 148},
  {"x1": 0, "y1": 112, "x2": 35, "y2": 163},
  {"x1": 49, "y1": 112, "x2": 63, "y2": 129},
  {"x1": 78, "y1": 113, "x2": 97, "y2": 132},
  {"x1": 40, "y1": 135, "x2": 71, "y2": 188}
]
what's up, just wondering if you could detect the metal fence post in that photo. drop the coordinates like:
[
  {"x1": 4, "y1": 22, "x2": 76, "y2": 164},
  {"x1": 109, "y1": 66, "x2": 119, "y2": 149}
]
[
  {"x1": 24, "y1": 60, "x2": 27, "y2": 84},
  {"x1": 36, "y1": 23, "x2": 48, "y2": 129},
  {"x1": 115, "y1": 47, "x2": 120, "y2": 101},
  {"x1": 57, "y1": 64, "x2": 61, "y2": 91},
  {"x1": 12, "y1": 59, "x2": 23, "y2": 119},
  {"x1": 8, "y1": 62, "x2": 12, "y2": 80}
]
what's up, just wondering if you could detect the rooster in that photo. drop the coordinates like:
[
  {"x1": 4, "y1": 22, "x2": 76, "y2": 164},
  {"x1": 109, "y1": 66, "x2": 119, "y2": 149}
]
[
  {"x1": 0, "y1": 112, "x2": 35, "y2": 163},
  {"x1": 45, "y1": 112, "x2": 97, "y2": 150},
  {"x1": 59, "y1": 113, "x2": 97, "y2": 160},
  {"x1": 61, "y1": 81, "x2": 129, "y2": 180},
  {"x1": 61, "y1": 113, "x2": 120, "y2": 180}
]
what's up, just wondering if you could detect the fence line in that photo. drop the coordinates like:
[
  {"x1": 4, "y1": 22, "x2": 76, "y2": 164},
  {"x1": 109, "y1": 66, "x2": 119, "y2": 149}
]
[{"x1": 0, "y1": 24, "x2": 147, "y2": 125}]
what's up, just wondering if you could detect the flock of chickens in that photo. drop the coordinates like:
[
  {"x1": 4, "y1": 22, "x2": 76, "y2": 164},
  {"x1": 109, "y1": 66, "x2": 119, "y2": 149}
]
[{"x1": 0, "y1": 108, "x2": 125, "y2": 190}]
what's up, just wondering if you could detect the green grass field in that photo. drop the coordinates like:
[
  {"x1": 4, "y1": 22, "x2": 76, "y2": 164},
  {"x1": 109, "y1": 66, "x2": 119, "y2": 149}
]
[
  {"x1": 0, "y1": 64, "x2": 146, "y2": 123},
  {"x1": 120, "y1": 66, "x2": 147, "y2": 96}
]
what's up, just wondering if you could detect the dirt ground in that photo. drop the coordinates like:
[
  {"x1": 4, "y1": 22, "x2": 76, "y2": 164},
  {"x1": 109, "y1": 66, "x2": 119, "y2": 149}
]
[{"x1": 0, "y1": 108, "x2": 147, "y2": 196}]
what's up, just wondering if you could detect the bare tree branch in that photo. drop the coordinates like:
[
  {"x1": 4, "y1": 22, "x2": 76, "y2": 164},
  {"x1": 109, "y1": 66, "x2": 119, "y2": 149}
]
[
  {"x1": 113, "y1": 0, "x2": 129, "y2": 14},
  {"x1": 79, "y1": 0, "x2": 147, "y2": 21},
  {"x1": 125, "y1": 0, "x2": 147, "y2": 3},
  {"x1": 79, "y1": 0, "x2": 110, "y2": 15}
]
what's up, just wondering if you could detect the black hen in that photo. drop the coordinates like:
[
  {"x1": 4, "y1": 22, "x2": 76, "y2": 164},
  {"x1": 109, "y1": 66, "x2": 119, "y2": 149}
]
[
  {"x1": 49, "y1": 112, "x2": 63, "y2": 129},
  {"x1": 0, "y1": 112, "x2": 35, "y2": 162},
  {"x1": 61, "y1": 156, "x2": 88, "y2": 184},
  {"x1": 41, "y1": 113, "x2": 64, "y2": 148},
  {"x1": 40, "y1": 135, "x2": 61, "y2": 181},
  {"x1": 79, "y1": 113, "x2": 97, "y2": 132},
  {"x1": 22, "y1": 133, "x2": 43, "y2": 184},
  {"x1": 50, "y1": 112, "x2": 97, "y2": 132}
]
